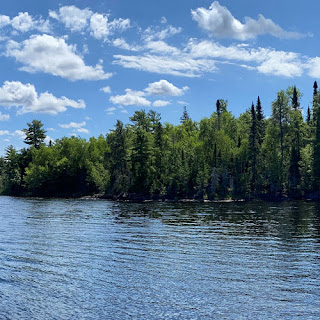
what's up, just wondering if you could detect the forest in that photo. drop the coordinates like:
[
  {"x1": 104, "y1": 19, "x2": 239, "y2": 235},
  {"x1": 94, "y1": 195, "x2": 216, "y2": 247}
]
[{"x1": 1, "y1": 82, "x2": 320, "y2": 200}]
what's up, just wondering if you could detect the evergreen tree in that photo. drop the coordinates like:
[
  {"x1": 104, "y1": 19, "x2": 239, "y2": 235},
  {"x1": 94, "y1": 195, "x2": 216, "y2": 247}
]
[
  {"x1": 289, "y1": 88, "x2": 302, "y2": 197},
  {"x1": 216, "y1": 100, "x2": 221, "y2": 130},
  {"x1": 23, "y1": 120, "x2": 46, "y2": 149},
  {"x1": 107, "y1": 120, "x2": 130, "y2": 195},
  {"x1": 256, "y1": 96, "x2": 265, "y2": 145},
  {"x1": 249, "y1": 103, "x2": 257, "y2": 193},
  {"x1": 307, "y1": 106, "x2": 311, "y2": 125},
  {"x1": 314, "y1": 81, "x2": 318, "y2": 96},
  {"x1": 180, "y1": 106, "x2": 190, "y2": 123}
]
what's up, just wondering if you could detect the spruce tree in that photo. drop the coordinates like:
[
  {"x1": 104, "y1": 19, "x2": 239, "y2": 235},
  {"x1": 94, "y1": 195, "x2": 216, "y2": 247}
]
[
  {"x1": 180, "y1": 106, "x2": 190, "y2": 123},
  {"x1": 249, "y1": 102, "x2": 257, "y2": 193},
  {"x1": 216, "y1": 100, "x2": 221, "y2": 130},
  {"x1": 256, "y1": 96, "x2": 265, "y2": 146}
]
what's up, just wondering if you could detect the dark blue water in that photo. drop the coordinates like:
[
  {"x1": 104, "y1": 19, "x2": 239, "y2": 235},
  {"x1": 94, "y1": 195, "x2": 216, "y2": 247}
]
[{"x1": 0, "y1": 196, "x2": 319, "y2": 319}]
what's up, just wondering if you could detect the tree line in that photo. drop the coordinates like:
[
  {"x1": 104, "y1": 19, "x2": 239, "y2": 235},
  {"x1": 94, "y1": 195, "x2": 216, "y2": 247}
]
[{"x1": 1, "y1": 83, "x2": 320, "y2": 200}]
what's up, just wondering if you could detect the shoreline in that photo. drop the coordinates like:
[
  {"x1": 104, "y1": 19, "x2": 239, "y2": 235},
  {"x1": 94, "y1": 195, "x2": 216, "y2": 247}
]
[{"x1": 2, "y1": 193, "x2": 320, "y2": 203}]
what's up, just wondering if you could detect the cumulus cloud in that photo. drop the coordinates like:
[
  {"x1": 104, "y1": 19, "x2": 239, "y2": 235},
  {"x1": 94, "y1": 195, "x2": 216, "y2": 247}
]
[
  {"x1": 153, "y1": 100, "x2": 170, "y2": 107},
  {"x1": 0, "y1": 130, "x2": 10, "y2": 136},
  {"x1": 191, "y1": 1, "x2": 304, "y2": 40},
  {"x1": 50, "y1": 5, "x2": 130, "y2": 40},
  {"x1": 308, "y1": 57, "x2": 320, "y2": 78},
  {"x1": 49, "y1": 6, "x2": 92, "y2": 32},
  {"x1": 145, "y1": 80, "x2": 188, "y2": 96},
  {"x1": 90, "y1": 13, "x2": 109, "y2": 39},
  {"x1": 101, "y1": 86, "x2": 111, "y2": 93},
  {"x1": 0, "y1": 81, "x2": 85, "y2": 115},
  {"x1": 6, "y1": 34, "x2": 112, "y2": 81},
  {"x1": 0, "y1": 111, "x2": 10, "y2": 121},
  {"x1": 0, "y1": 15, "x2": 10, "y2": 28},
  {"x1": 10, "y1": 12, "x2": 50, "y2": 32},
  {"x1": 110, "y1": 89, "x2": 151, "y2": 106}
]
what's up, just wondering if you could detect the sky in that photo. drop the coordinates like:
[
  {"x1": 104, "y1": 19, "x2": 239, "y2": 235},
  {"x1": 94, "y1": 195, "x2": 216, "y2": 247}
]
[{"x1": 0, "y1": 0, "x2": 319, "y2": 154}]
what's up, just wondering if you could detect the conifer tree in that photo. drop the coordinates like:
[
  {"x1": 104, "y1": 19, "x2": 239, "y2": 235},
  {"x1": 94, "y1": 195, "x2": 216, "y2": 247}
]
[
  {"x1": 23, "y1": 120, "x2": 46, "y2": 149},
  {"x1": 249, "y1": 102, "x2": 257, "y2": 193},
  {"x1": 180, "y1": 106, "x2": 190, "y2": 123},
  {"x1": 216, "y1": 100, "x2": 221, "y2": 130},
  {"x1": 256, "y1": 96, "x2": 265, "y2": 146}
]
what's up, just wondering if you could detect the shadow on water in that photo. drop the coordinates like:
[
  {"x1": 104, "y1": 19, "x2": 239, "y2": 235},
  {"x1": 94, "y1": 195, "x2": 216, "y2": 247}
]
[{"x1": 111, "y1": 200, "x2": 320, "y2": 241}]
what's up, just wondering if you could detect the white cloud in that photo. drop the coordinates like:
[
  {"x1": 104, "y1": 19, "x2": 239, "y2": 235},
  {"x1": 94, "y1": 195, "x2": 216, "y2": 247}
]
[
  {"x1": 109, "y1": 18, "x2": 130, "y2": 32},
  {"x1": 13, "y1": 130, "x2": 26, "y2": 139},
  {"x1": 178, "y1": 101, "x2": 189, "y2": 105},
  {"x1": 145, "y1": 80, "x2": 188, "y2": 96},
  {"x1": 90, "y1": 13, "x2": 109, "y2": 39},
  {"x1": 0, "y1": 15, "x2": 10, "y2": 28},
  {"x1": 6, "y1": 34, "x2": 112, "y2": 81},
  {"x1": 0, "y1": 130, "x2": 10, "y2": 136},
  {"x1": 308, "y1": 57, "x2": 320, "y2": 78},
  {"x1": 113, "y1": 38, "x2": 141, "y2": 51},
  {"x1": 49, "y1": 6, "x2": 92, "y2": 32},
  {"x1": 77, "y1": 128, "x2": 89, "y2": 134},
  {"x1": 101, "y1": 86, "x2": 111, "y2": 93},
  {"x1": 0, "y1": 81, "x2": 85, "y2": 115},
  {"x1": 110, "y1": 89, "x2": 151, "y2": 106},
  {"x1": 44, "y1": 135, "x2": 53, "y2": 144},
  {"x1": 153, "y1": 100, "x2": 170, "y2": 107},
  {"x1": 160, "y1": 17, "x2": 167, "y2": 24},
  {"x1": 113, "y1": 54, "x2": 215, "y2": 77},
  {"x1": 191, "y1": 1, "x2": 304, "y2": 40},
  {"x1": 256, "y1": 51, "x2": 303, "y2": 77},
  {"x1": 59, "y1": 121, "x2": 86, "y2": 129},
  {"x1": 106, "y1": 107, "x2": 116, "y2": 112},
  {"x1": 145, "y1": 41, "x2": 180, "y2": 55},
  {"x1": 90, "y1": 14, "x2": 130, "y2": 40},
  {"x1": 186, "y1": 39, "x2": 306, "y2": 78},
  {"x1": 11, "y1": 12, "x2": 34, "y2": 32},
  {"x1": 121, "y1": 109, "x2": 128, "y2": 114},
  {"x1": 10, "y1": 12, "x2": 50, "y2": 33},
  {"x1": 0, "y1": 112, "x2": 10, "y2": 121},
  {"x1": 144, "y1": 25, "x2": 182, "y2": 41},
  {"x1": 50, "y1": 5, "x2": 130, "y2": 40}
]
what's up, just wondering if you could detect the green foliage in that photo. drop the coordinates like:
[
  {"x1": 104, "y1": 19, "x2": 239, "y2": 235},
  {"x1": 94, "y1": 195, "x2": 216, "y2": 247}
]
[{"x1": 2, "y1": 84, "x2": 320, "y2": 200}]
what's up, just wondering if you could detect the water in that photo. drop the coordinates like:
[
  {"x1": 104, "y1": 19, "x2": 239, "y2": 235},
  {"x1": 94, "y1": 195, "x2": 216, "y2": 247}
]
[{"x1": 0, "y1": 196, "x2": 319, "y2": 319}]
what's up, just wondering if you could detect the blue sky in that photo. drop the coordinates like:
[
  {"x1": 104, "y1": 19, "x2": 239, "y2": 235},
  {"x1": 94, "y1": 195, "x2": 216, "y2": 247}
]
[{"x1": 0, "y1": 0, "x2": 319, "y2": 154}]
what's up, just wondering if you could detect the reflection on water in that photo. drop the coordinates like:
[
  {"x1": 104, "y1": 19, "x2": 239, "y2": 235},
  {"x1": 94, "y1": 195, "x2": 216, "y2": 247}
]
[{"x1": 0, "y1": 196, "x2": 319, "y2": 319}]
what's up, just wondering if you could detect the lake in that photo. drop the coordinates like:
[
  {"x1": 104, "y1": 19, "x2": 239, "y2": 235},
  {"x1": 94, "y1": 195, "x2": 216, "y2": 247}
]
[{"x1": 0, "y1": 196, "x2": 319, "y2": 319}]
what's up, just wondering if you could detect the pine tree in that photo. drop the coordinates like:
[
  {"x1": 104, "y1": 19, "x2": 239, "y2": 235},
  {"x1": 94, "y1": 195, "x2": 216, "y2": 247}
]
[{"x1": 23, "y1": 120, "x2": 46, "y2": 149}]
